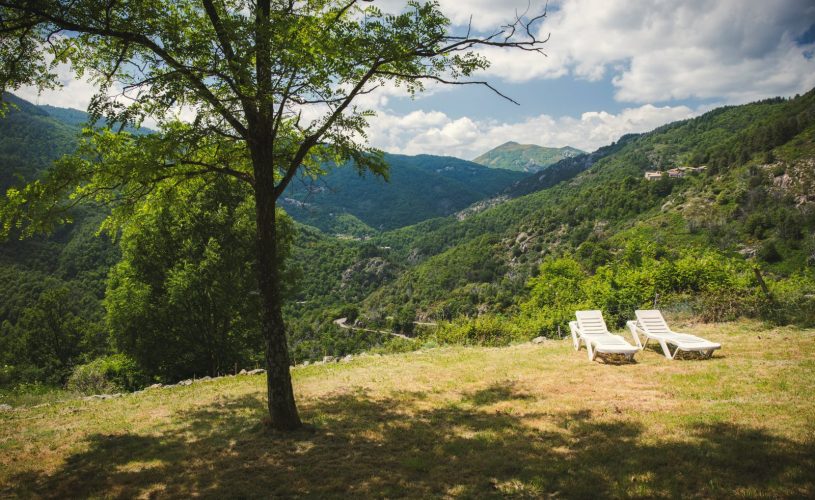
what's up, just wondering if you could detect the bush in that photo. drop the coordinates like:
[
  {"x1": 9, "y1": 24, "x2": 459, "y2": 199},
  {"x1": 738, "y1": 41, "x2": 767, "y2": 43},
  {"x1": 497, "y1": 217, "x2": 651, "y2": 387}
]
[
  {"x1": 370, "y1": 336, "x2": 420, "y2": 355},
  {"x1": 758, "y1": 239, "x2": 783, "y2": 263},
  {"x1": 686, "y1": 289, "x2": 763, "y2": 322},
  {"x1": 66, "y1": 354, "x2": 147, "y2": 395},
  {"x1": 0, "y1": 381, "x2": 75, "y2": 407},
  {"x1": 431, "y1": 315, "x2": 526, "y2": 346},
  {"x1": 520, "y1": 245, "x2": 767, "y2": 336},
  {"x1": 765, "y1": 274, "x2": 815, "y2": 326}
]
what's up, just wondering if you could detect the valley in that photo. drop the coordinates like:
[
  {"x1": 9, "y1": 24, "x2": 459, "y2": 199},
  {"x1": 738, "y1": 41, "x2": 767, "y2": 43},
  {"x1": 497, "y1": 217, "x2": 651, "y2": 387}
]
[{"x1": 2, "y1": 88, "x2": 815, "y2": 393}]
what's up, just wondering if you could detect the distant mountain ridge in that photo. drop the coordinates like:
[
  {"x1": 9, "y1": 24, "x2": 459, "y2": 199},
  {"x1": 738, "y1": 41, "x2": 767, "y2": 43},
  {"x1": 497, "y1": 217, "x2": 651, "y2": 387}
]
[
  {"x1": 473, "y1": 141, "x2": 584, "y2": 173},
  {"x1": 358, "y1": 90, "x2": 815, "y2": 322},
  {"x1": 0, "y1": 94, "x2": 526, "y2": 235},
  {"x1": 283, "y1": 153, "x2": 527, "y2": 234}
]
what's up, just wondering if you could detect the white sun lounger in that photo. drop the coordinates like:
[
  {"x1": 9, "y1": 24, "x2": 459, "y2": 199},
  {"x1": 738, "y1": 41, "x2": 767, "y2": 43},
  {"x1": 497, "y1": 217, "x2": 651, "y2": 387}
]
[
  {"x1": 569, "y1": 310, "x2": 640, "y2": 362},
  {"x1": 626, "y1": 309, "x2": 721, "y2": 360}
]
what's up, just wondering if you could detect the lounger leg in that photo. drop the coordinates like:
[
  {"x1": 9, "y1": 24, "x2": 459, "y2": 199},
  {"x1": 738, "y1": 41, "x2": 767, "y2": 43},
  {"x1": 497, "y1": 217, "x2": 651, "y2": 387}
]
[
  {"x1": 626, "y1": 321, "x2": 643, "y2": 350},
  {"x1": 659, "y1": 340, "x2": 674, "y2": 360}
]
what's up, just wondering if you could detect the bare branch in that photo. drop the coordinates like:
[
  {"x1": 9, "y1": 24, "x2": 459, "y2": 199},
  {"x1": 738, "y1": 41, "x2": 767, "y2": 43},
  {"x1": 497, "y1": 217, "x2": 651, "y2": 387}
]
[{"x1": 374, "y1": 70, "x2": 520, "y2": 105}]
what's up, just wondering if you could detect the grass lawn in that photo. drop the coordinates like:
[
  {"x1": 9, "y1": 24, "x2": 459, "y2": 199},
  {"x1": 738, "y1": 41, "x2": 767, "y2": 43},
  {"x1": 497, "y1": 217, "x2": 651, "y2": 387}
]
[{"x1": 1, "y1": 320, "x2": 814, "y2": 498}]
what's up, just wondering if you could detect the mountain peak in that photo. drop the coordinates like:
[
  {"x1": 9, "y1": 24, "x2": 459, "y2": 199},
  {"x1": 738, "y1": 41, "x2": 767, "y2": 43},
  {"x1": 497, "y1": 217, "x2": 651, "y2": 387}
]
[{"x1": 472, "y1": 142, "x2": 586, "y2": 173}]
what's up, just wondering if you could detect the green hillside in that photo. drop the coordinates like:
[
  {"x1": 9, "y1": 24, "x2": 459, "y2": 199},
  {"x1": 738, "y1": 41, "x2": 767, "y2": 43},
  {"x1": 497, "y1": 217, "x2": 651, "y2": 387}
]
[
  {"x1": 3, "y1": 90, "x2": 815, "y2": 391},
  {"x1": 2, "y1": 94, "x2": 525, "y2": 237},
  {"x1": 0, "y1": 96, "x2": 120, "y2": 386},
  {"x1": 473, "y1": 141, "x2": 584, "y2": 172},
  {"x1": 0, "y1": 94, "x2": 78, "y2": 192},
  {"x1": 283, "y1": 153, "x2": 526, "y2": 233},
  {"x1": 358, "y1": 92, "x2": 815, "y2": 329}
]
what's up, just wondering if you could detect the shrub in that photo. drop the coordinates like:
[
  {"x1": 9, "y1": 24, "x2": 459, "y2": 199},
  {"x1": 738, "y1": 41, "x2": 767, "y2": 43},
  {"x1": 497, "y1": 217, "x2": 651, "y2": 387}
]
[
  {"x1": 758, "y1": 239, "x2": 782, "y2": 263},
  {"x1": 66, "y1": 354, "x2": 147, "y2": 395},
  {"x1": 370, "y1": 336, "x2": 420, "y2": 355},
  {"x1": 520, "y1": 246, "x2": 767, "y2": 336},
  {"x1": 687, "y1": 288, "x2": 763, "y2": 322},
  {"x1": 431, "y1": 315, "x2": 526, "y2": 346},
  {"x1": 765, "y1": 274, "x2": 815, "y2": 326}
]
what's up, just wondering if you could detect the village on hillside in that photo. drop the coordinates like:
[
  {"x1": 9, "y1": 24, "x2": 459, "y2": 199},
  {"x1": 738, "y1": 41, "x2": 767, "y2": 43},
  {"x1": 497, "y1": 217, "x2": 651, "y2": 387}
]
[{"x1": 644, "y1": 165, "x2": 707, "y2": 180}]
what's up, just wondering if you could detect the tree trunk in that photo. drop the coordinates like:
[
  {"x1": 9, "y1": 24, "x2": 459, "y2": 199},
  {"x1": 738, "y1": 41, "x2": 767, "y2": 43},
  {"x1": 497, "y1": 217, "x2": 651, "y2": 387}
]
[{"x1": 252, "y1": 144, "x2": 301, "y2": 431}]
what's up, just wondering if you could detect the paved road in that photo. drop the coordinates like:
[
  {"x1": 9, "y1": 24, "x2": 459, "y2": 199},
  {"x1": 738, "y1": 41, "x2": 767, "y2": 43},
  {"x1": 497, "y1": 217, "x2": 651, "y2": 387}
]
[{"x1": 333, "y1": 317, "x2": 415, "y2": 340}]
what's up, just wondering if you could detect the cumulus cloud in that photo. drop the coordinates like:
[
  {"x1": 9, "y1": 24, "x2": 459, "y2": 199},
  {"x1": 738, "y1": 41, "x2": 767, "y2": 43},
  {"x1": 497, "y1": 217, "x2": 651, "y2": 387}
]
[
  {"x1": 14, "y1": 59, "x2": 201, "y2": 129},
  {"x1": 10, "y1": 0, "x2": 813, "y2": 156},
  {"x1": 14, "y1": 62, "x2": 100, "y2": 110},
  {"x1": 373, "y1": 0, "x2": 544, "y2": 31},
  {"x1": 479, "y1": 0, "x2": 815, "y2": 103},
  {"x1": 368, "y1": 103, "x2": 704, "y2": 158}
]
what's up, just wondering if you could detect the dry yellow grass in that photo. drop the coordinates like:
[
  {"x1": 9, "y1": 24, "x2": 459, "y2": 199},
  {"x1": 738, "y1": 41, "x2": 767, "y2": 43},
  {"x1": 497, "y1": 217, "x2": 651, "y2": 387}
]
[{"x1": 1, "y1": 320, "x2": 814, "y2": 498}]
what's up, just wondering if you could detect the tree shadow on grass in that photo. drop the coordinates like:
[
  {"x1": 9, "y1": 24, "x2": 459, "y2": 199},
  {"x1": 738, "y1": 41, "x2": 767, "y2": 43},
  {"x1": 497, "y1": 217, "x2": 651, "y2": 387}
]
[
  {"x1": 462, "y1": 380, "x2": 534, "y2": 406},
  {"x1": 7, "y1": 382, "x2": 815, "y2": 498}
]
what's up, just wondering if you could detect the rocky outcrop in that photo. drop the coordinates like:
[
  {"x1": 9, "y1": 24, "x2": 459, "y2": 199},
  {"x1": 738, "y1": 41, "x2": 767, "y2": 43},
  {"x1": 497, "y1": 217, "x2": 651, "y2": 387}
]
[{"x1": 341, "y1": 257, "x2": 393, "y2": 287}]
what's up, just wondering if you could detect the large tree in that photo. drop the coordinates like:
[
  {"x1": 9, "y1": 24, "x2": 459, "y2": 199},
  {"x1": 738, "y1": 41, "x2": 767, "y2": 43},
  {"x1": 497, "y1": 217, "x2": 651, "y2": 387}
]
[{"x1": 0, "y1": 0, "x2": 546, "y2": 429}]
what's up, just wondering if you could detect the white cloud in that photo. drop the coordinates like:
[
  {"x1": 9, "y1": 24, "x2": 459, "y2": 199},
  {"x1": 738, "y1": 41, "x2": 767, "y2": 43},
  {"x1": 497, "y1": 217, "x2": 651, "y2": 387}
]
[
  {"x1": 14, "y1": 62, "x2": 99, "y2": 110},
  {"x1": 373, "y1": 0, "x2": 545, "y2": 31},
  {"x1": 14, "y1": 59, "x2": 201, "y2": 129},
  {"x1": 368, "y1": 103, "x2": 704, "y2": 158},
  {"x1": 478, "y1": 0, "x2": 815, "y2": 103},
  {"x1": 10, "y1": 0, "x2": 813, "y2": 155}
]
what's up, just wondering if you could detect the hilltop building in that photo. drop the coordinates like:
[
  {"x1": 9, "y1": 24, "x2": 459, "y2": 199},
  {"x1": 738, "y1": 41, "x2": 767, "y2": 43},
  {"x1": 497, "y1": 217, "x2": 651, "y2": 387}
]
[{"x1": 644, "y1": 165, "x2": 707, "y2": 180}]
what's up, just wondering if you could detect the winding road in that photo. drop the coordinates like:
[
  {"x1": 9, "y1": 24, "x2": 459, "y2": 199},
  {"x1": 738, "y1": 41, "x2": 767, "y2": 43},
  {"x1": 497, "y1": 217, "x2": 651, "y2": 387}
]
[{"x1": 333, "y1": 317, "x2": 415, "y2": 340}]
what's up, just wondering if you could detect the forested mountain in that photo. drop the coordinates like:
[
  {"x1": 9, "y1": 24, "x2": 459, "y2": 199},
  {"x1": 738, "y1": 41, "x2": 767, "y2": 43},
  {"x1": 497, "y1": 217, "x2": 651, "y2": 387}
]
[
  {"x1": 353, "y1": 91, "x2": 815, "y2": 327},
  {"x1": 0, "y1": 95, "x2": 119, "y2": 385},
  {"x1": 0, "y1": 94, "x2": 78, "y2": 192},
  {"x1": 282, "y1": 153, "x2": 526, "y2": 233},
  {"x1": 0, "y1": 94, "x2": 525, "y2": 384},
  {"x1": 503, "y1": 135, "x2": 639, "y2": 198},
  {"x1": 2, "y1": 94, "x2": 525, "y2": 235},
  {"x1": 473, "y1": 141, "x2": 584, "y2": 172}
]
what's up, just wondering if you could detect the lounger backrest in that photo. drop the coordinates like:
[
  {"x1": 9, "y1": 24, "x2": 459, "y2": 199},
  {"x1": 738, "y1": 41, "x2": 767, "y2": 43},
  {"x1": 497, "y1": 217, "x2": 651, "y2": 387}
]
[
  {"x1": 575, "y1": 310, "x2": 609, "y2": 335},
  {"x1": 635, "y1": 310, "x2": 671, "y2": 334}
]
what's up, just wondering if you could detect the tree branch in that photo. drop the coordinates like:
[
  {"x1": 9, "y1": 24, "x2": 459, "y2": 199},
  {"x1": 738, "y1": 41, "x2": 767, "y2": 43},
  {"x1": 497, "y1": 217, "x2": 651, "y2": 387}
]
[
  {"x1": 0, "y1": 2, "x2": 249, "y2": 138},
  {"x1": 273, "y1": 61, "x2": 383, "y2": 199},
  {"x1": 374, "y1": 70, "x2": 520, "y2": 105}
]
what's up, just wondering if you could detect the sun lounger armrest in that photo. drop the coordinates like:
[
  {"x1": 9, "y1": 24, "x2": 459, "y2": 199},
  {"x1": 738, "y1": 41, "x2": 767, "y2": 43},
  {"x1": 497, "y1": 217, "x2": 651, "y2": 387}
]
[{"x1": 626, "y1": 320, "x2": 644, "y2": 349}]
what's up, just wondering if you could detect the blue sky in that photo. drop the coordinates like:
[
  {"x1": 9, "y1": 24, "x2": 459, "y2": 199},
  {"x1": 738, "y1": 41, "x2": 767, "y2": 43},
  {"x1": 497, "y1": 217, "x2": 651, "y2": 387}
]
[{"x1": 16, "y1": 0, "x2": 815, "y2": 160}]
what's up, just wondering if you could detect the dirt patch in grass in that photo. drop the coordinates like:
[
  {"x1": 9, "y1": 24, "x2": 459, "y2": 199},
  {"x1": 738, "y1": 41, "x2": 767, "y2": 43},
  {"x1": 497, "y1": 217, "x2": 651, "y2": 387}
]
[{"x1": 1, "y1": 320, "x2": 814, "y2": 497}]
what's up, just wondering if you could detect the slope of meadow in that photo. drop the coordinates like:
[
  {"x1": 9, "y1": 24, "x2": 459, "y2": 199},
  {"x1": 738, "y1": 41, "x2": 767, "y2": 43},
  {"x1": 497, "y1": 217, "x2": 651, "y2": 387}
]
[{"x1": 2, "y1": 320, "x2": 813, "y2": 498}]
